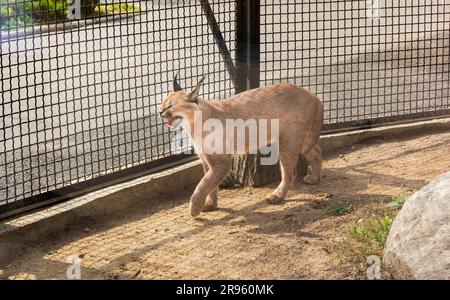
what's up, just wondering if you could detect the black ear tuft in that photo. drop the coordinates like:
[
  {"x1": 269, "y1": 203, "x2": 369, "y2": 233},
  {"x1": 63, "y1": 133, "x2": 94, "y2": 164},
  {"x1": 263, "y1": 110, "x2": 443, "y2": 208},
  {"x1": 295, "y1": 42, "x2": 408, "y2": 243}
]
[
  {"x1": 173, "y1": 72, "x2": 183, "y2": 91},
  {"x1": 187, "y1": 76, "x2": 205, "y2": 103}
]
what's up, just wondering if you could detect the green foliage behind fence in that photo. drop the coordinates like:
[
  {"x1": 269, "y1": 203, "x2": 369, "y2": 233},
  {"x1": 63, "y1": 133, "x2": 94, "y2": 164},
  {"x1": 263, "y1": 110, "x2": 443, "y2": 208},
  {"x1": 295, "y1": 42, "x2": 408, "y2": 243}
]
[{"x1": 0, "y1": 0, "x2": 139, "y2": 30}]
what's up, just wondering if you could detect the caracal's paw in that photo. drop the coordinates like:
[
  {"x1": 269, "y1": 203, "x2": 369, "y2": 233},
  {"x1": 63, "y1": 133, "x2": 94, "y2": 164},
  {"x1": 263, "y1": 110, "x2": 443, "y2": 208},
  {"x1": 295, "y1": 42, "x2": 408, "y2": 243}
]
[
  {"x1": 303, "y1": 174, "x2": 321, "y2": 185},
  {"x1": 265, "y1": 193, "x2": 284, "y2": 205},
  {"x1": 203, "y1": 196, "x2": 218, "y2": 212},
  {"x1": 189, "y1": 200, "x2": 204, "y2": 217}
]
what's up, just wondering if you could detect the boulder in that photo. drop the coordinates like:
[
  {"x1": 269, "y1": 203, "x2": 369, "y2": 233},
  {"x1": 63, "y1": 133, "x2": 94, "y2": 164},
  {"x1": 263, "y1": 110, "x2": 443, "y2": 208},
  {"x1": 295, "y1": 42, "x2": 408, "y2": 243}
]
[{"x1": 383, "y1": 171, "x2": 450, "y2": 279}]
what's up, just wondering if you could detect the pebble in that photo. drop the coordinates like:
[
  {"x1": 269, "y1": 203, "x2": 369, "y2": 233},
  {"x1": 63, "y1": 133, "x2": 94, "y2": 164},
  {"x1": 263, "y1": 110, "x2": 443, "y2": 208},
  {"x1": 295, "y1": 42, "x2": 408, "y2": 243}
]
[
  {"x1": 319, "y1": 193, "x2": 333, "y2": 199},
  {"x1": 206, "y1": 251, "x2": 215, "y2": 258},
  {"x1": 133, "y1": 270, "x2": 141, "y2": 278}
]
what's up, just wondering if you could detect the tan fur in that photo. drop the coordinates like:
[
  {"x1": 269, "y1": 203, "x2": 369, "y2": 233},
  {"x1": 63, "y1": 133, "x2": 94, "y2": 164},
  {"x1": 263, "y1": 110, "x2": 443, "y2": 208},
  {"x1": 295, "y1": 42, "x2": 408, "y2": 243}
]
[{"x1": 161, "y1": 82, "x2": 324, "y2": 217}]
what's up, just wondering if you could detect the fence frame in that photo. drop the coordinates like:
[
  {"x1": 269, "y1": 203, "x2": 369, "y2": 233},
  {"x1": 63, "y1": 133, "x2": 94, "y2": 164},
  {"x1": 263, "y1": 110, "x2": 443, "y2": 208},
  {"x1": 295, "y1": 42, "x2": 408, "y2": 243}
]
[{"x1": 235, "y1": 0, "x2": 260, "y2": 93}]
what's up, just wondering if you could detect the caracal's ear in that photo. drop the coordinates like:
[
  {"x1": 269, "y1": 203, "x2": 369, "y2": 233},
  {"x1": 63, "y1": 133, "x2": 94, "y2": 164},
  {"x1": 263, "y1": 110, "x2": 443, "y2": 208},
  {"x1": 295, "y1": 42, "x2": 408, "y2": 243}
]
[
  {"x1": 187, "y1": 76, "x2": 205, "y2": 104},
  {"x1": 173, "y1": 72, "x2": 183, "y2": 92}
]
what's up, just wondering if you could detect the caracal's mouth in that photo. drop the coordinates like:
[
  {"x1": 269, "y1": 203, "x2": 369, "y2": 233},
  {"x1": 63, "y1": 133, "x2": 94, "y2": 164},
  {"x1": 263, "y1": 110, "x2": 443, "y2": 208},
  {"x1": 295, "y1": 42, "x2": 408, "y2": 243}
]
[{"x1": 164, "y1": 116, "x2": 183, "y2": 129}]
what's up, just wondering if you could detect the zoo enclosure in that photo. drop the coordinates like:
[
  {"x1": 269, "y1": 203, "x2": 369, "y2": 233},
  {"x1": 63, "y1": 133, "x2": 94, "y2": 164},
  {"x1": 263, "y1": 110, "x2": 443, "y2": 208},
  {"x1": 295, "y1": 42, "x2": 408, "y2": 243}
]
[{"x1": 0, "y1": 0, "x2": 449, "y2": 218}]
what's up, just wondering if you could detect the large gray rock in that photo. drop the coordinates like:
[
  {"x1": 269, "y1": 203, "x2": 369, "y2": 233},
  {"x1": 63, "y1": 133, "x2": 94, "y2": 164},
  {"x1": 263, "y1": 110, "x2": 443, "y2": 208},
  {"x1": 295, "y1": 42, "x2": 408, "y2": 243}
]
[{"x1": 383, "y1": 171, "x2": 450, "y2": 279}]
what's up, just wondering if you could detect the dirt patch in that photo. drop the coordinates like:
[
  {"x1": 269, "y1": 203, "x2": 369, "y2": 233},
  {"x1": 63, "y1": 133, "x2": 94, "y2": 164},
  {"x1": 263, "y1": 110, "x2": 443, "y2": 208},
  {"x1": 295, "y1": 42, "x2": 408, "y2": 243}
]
[{"x1": 1, "y1": 130, "x2": 450, "y2": 279}]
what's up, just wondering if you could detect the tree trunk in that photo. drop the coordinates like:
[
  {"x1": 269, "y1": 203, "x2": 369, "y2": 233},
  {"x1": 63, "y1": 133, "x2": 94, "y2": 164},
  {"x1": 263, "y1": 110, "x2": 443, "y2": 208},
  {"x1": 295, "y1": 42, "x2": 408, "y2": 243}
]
[{"x1": 232, "y1": 154, "x2": 308, "y2": 187}]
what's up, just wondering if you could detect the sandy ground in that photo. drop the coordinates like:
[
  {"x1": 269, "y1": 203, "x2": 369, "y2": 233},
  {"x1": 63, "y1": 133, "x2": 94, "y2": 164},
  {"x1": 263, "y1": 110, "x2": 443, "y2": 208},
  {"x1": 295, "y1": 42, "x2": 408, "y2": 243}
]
[{"x1": 0, "y1": 130, "x2": 449, "y2": 280}]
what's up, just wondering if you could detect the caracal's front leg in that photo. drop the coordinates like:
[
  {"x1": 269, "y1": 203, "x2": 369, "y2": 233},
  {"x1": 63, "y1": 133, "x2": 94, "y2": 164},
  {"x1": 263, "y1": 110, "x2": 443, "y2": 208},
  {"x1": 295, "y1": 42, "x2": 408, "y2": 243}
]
[
  {"x1": 190, "y1": 155, "x2": 232, "y2": 217},
  {"x1": 204, "y1": 188, "x2": 219, "y2": 212},
  {"x1": 200, "y1": 157, "x2": 219, "y2": 212}
]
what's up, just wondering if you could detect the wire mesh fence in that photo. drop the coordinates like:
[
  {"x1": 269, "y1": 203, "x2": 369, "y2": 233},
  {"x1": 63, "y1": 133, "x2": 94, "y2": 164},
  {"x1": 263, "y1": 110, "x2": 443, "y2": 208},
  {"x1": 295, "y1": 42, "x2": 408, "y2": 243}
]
[
  {"x1": 261, "y1": 0, "x2": 450, "y2": 129},
  {"x1": 0, "y1": 0, "x2": 449, "y2": 217},
  {"x1": 0, "y1": 0, "x2": 236, "y2": 215}
]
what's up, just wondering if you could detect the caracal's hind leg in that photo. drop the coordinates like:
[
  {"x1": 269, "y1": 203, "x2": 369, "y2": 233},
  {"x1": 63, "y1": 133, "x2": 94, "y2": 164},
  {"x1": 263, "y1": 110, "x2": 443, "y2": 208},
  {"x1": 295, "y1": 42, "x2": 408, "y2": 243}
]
[
  {"x1": 266, "y1": 152, "x2": 298, "y2": 204},
  {"x1": 200, "y1": 159, "x2": 219, "y2": 212},
  {"x1": 190, "y1": 155, "x2": 232, "y2": 217},
  {"x1": 302, "y1": 143, "x2": 322, "y2": 185}
]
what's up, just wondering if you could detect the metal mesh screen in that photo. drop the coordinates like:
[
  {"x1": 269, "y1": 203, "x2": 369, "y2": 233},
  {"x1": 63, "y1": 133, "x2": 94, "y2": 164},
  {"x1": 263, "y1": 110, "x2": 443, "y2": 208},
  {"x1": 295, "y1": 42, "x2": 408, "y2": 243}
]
[
  {"x1": 261, "y1": 0, "x2": 450, "y2": 128},
  {"x1": 1, "y1": 0, "x2": 450, "y2": 217},
  {"x1": 0, "y1": 0, "x2": 236, "y2": 212}
]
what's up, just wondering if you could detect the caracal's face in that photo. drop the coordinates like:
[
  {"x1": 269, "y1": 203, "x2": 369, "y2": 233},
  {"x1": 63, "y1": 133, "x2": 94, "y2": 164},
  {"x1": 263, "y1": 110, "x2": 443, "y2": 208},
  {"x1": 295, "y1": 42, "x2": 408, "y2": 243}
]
[{"x1": 160, "y1": 91, "x2": 196, "y2": 130}]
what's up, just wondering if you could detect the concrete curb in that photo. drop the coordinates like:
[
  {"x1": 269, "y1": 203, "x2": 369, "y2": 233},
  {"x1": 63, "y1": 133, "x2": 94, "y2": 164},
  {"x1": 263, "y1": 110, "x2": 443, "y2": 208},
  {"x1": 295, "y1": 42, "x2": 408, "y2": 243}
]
[
  {"x1": 319, "y1": 117, "x2": 450, "y2": 154},
  {"x1": 1, "y1": 117, "x2": 449, "y2": 237}
]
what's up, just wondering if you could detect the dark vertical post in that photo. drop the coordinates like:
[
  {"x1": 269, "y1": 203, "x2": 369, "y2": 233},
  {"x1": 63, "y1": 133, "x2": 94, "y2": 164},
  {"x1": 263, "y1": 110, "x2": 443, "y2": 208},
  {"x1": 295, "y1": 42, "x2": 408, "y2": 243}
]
[
  {"x1": 235, "y1": 0, "x2": 260, "y2": 94},
  {"x1": 233, "y1": 0, "x2": 288, "y2": 188}
]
